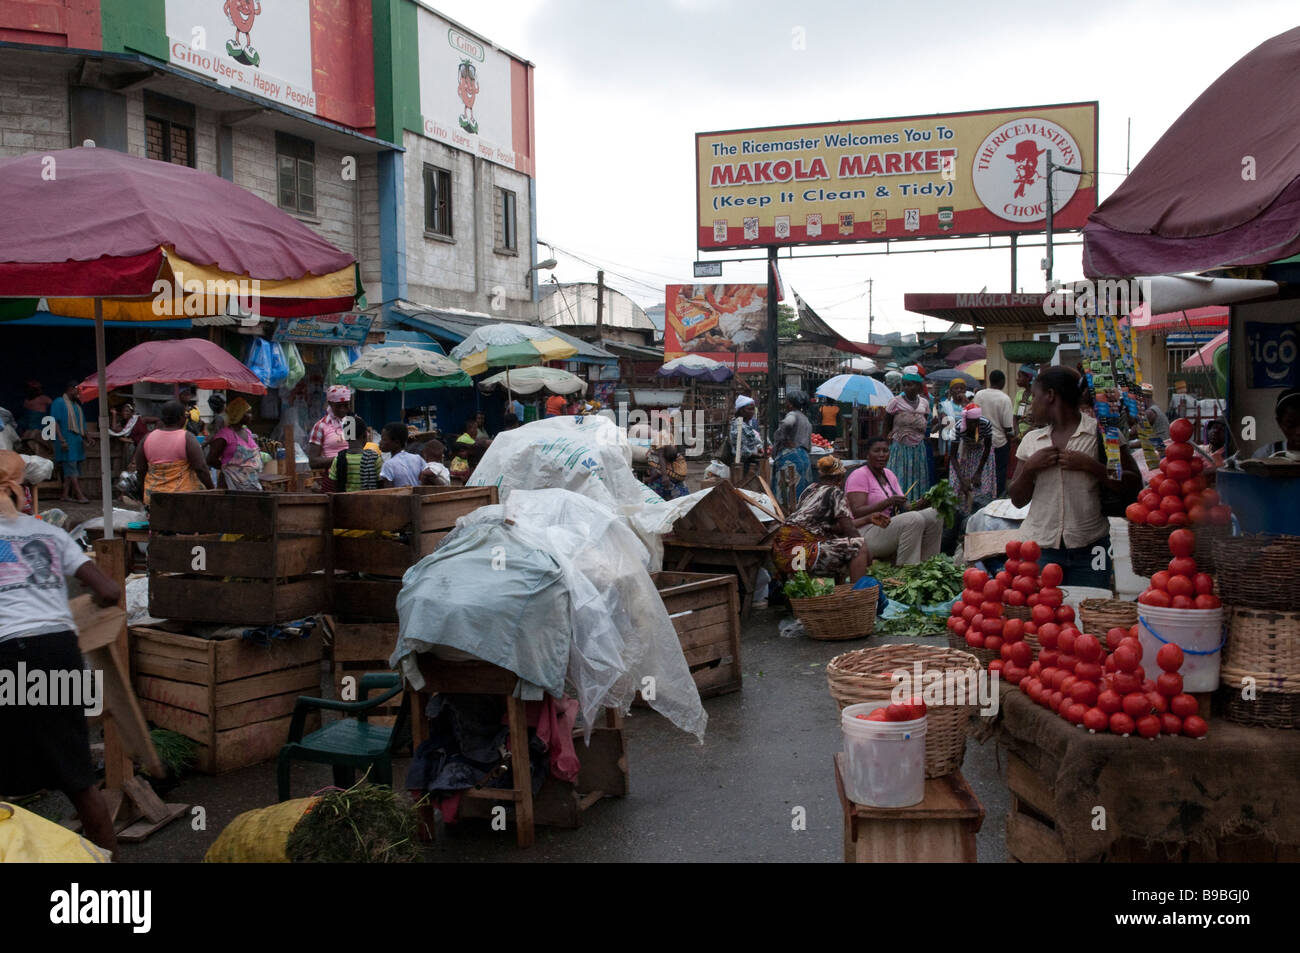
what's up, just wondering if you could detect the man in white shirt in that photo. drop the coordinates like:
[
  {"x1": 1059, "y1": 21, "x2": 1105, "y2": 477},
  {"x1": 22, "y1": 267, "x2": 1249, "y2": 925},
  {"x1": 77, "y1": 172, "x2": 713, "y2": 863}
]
[
  {"x1": 973, "y1": 369, "x2": 1015, "y2": 494},
  {"x1": 378, "y1": 423, "x2": 425, "y2": 488}
]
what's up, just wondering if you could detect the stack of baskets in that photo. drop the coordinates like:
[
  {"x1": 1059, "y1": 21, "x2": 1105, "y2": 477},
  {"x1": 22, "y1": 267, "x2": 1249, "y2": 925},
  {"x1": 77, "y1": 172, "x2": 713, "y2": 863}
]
[
  {"x1": 947, "y1": 629, "x2": 997, "y2": 667},
  {"x1": 1128, "y1": 521, "x2": 1231, "y2": 577},
  {"x1": 1212, "y1": 534, "x2": 1300, "y2": 729},
  {"x1": 1079, "y1": 598, "x2": 1139, "y2": 637},
  {"x1": 789, "y1": 582, "x2": 878, "y2": 641},
  {"x1": 827, "y1": 644, "x2": 981, "y2": 777}
]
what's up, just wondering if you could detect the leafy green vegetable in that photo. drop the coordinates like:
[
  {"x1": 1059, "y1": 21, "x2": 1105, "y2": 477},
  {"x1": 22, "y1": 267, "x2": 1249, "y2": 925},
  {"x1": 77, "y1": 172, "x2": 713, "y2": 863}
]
[
  {"x1": 876, "y1": 608, "x2": 948, "y2": 638},
  {"x1": 868, "y1": 554, "x2": 963, "y2": 607},
  {"x1": 923, "y1": 479, "x2": 959, "y2": 529},
  {"x1": 783, "y1": 571, "x2": 836, "y2": 599}
]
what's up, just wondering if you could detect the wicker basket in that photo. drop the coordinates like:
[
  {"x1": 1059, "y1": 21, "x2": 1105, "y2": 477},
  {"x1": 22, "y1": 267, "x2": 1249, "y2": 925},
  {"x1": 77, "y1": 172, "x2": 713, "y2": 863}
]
[
  {"x1": 1217, "y1": 689, "x2": 1300, "y2": 729},
  {"x1": 1003, "y1": 604, "x2": 1032, "y2": 622},
  {"x1": 1127, "y1": 522, "x2": 1229, "y2": 578},
  {"x1": 789, "y1": 583, "x2": 878, "y2": 641},
  {"x1": 1213, "y1": 535, "x2": 1300, "y2": 611},
  {"x1": 947, "y1": 630, "x2": 997, "y2": 668},
  {"x1": 1001, "y1": 339, "x2": 1061, "y2": 363},
  {"x1": 1219, "y1": 606, "x2": 1300, "y2": 693},
  {"x1": 1079, "y1": 598, "x2": 1139, "y2": 637},
  {"x1": 827, "y1": 644, "x2": 980, "y2": 777}
]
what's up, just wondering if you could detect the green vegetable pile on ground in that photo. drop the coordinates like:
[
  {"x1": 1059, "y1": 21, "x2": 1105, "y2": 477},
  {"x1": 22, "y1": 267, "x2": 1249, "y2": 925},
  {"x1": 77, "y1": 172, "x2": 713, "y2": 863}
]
[
  {"x1": 783, "y1": 571, "x2": 836, "y2": 599},
  {"x1": 923, "y1": 479, "x2": 959, "y2": 529},
  {"x1": 868, "y1": 554, "x2": 963, "y2": 607},
  {"x1": 876, "y1": 608, "x2": 948, "y2": 638}
]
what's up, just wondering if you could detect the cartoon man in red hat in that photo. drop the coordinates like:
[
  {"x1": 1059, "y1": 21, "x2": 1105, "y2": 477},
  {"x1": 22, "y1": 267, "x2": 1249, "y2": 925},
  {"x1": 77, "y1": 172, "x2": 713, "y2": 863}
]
[
  {"x1": 1007, "y1": 139, "x2": 1045, "y2": 198},
  {"x1": 224, "y1": 0, "x2": 262, "y2": 68},
  {"x1": 457, "y1": 59, "x2": 479, "y2": 134}
]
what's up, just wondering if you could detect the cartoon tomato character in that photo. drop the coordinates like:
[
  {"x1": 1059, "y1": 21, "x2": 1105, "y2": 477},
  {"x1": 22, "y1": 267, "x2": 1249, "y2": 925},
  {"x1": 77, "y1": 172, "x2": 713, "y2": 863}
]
[
  {"x1": 224, "y1": 0, "x2": 262, "y2": 68},
  {"x1": 457, "y1": 60, "x2": 479, "y2": 134}
]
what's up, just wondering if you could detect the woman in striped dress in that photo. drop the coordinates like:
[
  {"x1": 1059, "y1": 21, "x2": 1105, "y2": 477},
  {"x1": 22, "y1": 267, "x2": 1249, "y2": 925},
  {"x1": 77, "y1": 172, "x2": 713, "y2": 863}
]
[{"x1": 885, "y1": 373, "x2": 931, "y2": 503}]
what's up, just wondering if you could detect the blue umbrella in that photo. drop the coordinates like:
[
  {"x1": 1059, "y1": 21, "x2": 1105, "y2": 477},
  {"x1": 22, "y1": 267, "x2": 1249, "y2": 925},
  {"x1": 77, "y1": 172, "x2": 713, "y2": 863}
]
[{"x1": 816, "y1": 373, "x2": 893, "y2": 406}]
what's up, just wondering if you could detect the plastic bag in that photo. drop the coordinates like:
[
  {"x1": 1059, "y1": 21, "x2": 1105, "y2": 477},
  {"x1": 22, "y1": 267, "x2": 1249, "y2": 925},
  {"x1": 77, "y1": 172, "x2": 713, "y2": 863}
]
[
  {"x1": 281, "y1": 341, "x2": 305, "y2": 391},
  {"x1": 204, "y1": 798, "x2": 316, "y2": 863},
  {"x1": 0, "y1": 801, "x2": 111, "y2": 862}
]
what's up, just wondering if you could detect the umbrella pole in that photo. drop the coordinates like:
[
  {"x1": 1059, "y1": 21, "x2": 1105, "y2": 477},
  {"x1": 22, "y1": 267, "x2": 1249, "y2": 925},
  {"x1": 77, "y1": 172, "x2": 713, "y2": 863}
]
[{"x1": 94, "y1": 298, "x2": 114, "y2": 538}]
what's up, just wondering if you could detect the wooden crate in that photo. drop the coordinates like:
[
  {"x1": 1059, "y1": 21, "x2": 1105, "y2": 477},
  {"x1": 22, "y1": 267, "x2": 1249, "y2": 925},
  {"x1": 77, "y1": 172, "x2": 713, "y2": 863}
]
[
  {"x1": 834, "y1": 754, "x2": 983, "y2": 863},
  {"x1": 650, "y1": 571, "x2": 742, "y2": 698},
  {"x1": 320, "y1": 615, "x2": 404, "y2": 726},
  {"x1": 331, "y1": 485, "x2": 498, "y2": 622},
  {"x1": 130, "y1": 625, "x2": 323, "y2": 774},
  {"x1": 147, "y1": 490, "x2": 331, "y2": 625}
]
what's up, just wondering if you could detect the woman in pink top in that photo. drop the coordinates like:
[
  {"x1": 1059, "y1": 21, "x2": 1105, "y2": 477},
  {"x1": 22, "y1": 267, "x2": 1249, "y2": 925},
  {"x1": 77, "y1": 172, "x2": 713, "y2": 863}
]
[
  {"x1": 132, "y1": 400, "x2": 214, "y2": 505},
  {"x1": 205, "y1": 397, "x2": 263, "y2": 491},
  {"x1": 845, "y1": 435, "x2": 942, "y2": 566}
]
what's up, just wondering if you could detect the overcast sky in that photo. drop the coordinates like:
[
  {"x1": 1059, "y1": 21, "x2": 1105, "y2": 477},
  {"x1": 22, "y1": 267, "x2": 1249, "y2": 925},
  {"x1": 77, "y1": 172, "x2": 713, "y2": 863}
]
[{"x1": 429, "y1": 0, "x2": 1294, "y2": 337}]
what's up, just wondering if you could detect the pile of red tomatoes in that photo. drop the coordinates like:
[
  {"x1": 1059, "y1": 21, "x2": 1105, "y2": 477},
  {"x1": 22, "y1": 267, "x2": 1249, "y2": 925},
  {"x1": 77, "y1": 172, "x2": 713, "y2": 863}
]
[
  {"x1": 1124, "y1": 418, "x2": 1231, "y2": 527},
  {"x1": 1136, "y1": 528, "x2": 1221, "y2": 609}
]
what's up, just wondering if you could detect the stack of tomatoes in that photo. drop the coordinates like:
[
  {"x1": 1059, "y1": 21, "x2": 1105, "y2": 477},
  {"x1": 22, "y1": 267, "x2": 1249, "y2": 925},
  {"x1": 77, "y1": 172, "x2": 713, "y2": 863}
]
[
  {"x1": 1125, "y1": 418, "x2": 1231, "y2": 527},
  {"x1": 1137, "y1": 528, "x2": 1221, "y2": 609},
  {"x1": 997, "y1": 540, "x2": 1067, "y2": 609},
  {"x1": 947, "y1": 566, "x2": 1005, "y2": 653},
  {"x1": 1017, "y1": 622, "x2": 1209, "y2": 738},
  {"x1": 811, "y1": 432, "x2": 834, "y2": 450},
  {"x1": 853, "y1": 698, "x2": 927, "y2": 722}
]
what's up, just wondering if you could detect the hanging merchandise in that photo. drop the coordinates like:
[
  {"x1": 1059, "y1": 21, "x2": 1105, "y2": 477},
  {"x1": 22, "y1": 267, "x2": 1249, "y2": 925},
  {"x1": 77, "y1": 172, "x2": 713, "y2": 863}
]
[
  {"x1": 327, "y1": 346, "x2": 357, "y2": 386},
  {"x1": 245, "y1": 338, "x2": 289, "y2": 388},
  {"x1": 281, "y1": 341, "x2": 306, "y2": 391}
]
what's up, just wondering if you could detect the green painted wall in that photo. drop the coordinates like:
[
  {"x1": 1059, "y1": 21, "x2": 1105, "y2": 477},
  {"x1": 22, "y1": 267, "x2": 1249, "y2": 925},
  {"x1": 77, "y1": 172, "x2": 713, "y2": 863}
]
[
  {"x1": 99, "y1": 0, "x2": 168, "y2": 60},
  {"x1": 371, "y1": 0, "x2": 422, "y2": 143}
]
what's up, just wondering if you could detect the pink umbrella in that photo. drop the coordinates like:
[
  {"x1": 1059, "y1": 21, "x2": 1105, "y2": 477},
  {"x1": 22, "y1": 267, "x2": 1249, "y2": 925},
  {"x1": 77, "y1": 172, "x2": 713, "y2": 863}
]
[
  {"x1": 1183, "y1": 329, "x2": 1228, "y2": 369},
  {"x1": 944, "y1": 343, "x2": 986, "y2": 364},
  {"x1": 76, "y1": 338, "x2": 267, "y2": 402},
  {"x1": 1126, "y1": 306, "x2": 1229, "y2": 333}
]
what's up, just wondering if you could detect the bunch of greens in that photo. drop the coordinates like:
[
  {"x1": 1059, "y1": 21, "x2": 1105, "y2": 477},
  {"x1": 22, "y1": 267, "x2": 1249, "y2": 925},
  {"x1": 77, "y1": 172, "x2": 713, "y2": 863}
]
[
  {"x1": 923, "y1": 479, "x2": 959, "y2": 529},
  {"x1": 868, "y1": 554, "x2": 963, "y2": 607},
  {"x1": 783, "y1": 571, "x2": 836, "y2": 599},
  {"x1": 286, "y1": 782, "x2": 424, "y2": 863},
  {"x1": 876, "y1": 608, "x2": 948, "y2": 638}
]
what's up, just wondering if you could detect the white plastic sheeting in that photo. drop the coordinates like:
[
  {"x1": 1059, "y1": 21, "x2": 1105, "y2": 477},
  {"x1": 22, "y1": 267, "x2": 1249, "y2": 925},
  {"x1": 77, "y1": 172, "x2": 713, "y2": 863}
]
[{"x1": 393, "y1": 488, "x2": 707, "y2": 742}]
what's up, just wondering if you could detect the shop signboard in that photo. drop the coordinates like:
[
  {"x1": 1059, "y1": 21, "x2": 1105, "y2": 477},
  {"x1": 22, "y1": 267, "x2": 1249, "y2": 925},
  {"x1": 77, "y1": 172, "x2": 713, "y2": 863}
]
[
  {"x1": 697, "y1": 102, "x2": 1097, "y2": 249},
  {"x1": 664, "y1": 284, "x2": 769, "y2": 373},
  {"x1": 273, "y1": 312, "x2": 373, "y2": 346},
  {"x1": 1245, "y1": 320, "x2": 1299, "y2": 388}
]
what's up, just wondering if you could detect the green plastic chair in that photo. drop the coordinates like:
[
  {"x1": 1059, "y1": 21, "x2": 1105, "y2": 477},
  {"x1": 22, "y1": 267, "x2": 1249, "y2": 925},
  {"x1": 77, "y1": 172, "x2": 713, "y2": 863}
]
[{"x1": 276, "y1": 673, "x2": 411, "y2": 802}]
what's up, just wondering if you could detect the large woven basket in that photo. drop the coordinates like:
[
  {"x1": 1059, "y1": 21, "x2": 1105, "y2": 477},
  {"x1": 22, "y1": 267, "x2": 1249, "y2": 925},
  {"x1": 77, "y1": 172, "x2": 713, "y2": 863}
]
[
  {"x1": 1127, "y1": 522, "x2": 1230, "y2": 578},
  {"x1": 1219, "y1": 606, "x2": 1300, "y2": 694},
  {"x1": 1217, "y1": 688, "x2": 1300, "y2": 729},
  {"x1": 1003, "y1": 604, "x2": 1032, "y2": 622},
  {"x1": 1212, "y1": 535, "x2": 1300, "y2": 612},
  {"x1": 947, "y1": 630, "x2": 997, "y2": 667},
  {"x1": 827, "y1": 644, "x2": 980, "y2": 777},
  {"x1": 790, "y1": 583, "x2": 878, "y2": 640},
  {"x1": 1079, "y1": 598, "x2": 1138, "y2": 637}
]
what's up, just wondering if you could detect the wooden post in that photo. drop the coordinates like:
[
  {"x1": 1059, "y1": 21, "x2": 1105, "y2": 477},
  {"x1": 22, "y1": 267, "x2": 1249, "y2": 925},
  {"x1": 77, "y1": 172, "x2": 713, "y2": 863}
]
[
  {"x1": 284, "y1": 422, "x2": 299, "y2": 492},
  {"x1": 93, "y1": 537, "x2": 133, "y2": 802}
]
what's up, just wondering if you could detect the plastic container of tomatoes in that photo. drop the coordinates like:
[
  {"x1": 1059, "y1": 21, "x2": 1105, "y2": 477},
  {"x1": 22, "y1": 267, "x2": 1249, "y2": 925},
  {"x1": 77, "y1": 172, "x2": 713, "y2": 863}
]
[
  {"x1": 841, "y1": 703, "x2": 927, "y2": 808},
  {"x1": 1136, "y1": 604, "x2": 1226, "y2": 692}
]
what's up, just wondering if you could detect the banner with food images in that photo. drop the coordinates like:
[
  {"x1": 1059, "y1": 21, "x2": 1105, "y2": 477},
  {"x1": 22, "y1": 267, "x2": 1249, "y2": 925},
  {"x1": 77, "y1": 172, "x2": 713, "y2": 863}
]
[{"x1": 664, "y1": 284, "x2": 770, "y2": 373}]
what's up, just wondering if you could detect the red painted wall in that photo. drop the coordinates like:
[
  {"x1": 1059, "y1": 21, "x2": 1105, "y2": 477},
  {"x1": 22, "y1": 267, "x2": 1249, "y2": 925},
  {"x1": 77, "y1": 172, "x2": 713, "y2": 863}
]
[
  {"x1": 510, "y1": 58, "x2": 533, "y2": 176},
  {"x1": 309, "y1": 0, "x2": 375, "y2": 133},
  {"x1": 0, "y1": 0, "x2": 101, "y2": 49}
]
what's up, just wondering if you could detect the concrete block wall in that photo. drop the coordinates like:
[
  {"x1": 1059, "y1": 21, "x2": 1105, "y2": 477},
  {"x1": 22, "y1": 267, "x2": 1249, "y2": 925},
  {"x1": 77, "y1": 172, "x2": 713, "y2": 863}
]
[{"x1": 0, "y1": 62, "x2": 70, "y2": 155}]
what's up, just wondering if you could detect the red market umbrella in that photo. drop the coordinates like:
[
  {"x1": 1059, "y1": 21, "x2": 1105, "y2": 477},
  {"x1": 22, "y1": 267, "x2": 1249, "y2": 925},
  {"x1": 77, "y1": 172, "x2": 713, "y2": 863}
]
[
  {"x1": 76, "y1": 338, "x2": 268, "y2": 402},
  {"x1": 1083, "y1": 27, "x2": 1300, "y2": 277},
  {"x1": 944, "y1": 343, "x2": 986, "y2": 364},
  {"x1": 1125, "y1": 306, "x2": 1230, "y2": 333},
  {"x1": 1183, "y1": 329, "x2": 1229, "y2": 369},
  {"x1": 0, "y1": 145, "x2": 359, "y2": 534}
]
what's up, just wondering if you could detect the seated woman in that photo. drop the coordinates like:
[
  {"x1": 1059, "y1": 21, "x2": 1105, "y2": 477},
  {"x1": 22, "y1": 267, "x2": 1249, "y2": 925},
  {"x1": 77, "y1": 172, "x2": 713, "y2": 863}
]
[
  {"x1": 322, "y1": 416, "x2": 378, "y2": 492},
  {"x1": 645, "y1": 444, "x2": 689, "y2": 500},
  {"x1": 771, "y1": 455, "x2": 889, "y2": 585},
  {"x1": 845, "y1": 435, "x2": 943, "y2": 566},
  {"x1": 132, "y1": 400, "x2": 214, "y2": 505},
  {"x1": 204, "y1": 397, "x2": 263, "y2": 491}
]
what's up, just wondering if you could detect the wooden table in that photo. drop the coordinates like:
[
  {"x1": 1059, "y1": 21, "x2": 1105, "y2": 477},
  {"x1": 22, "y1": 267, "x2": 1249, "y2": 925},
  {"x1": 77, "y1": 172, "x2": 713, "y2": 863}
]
[{"x1": 833, "y1": 754, "x2": 983, "y2": 863}]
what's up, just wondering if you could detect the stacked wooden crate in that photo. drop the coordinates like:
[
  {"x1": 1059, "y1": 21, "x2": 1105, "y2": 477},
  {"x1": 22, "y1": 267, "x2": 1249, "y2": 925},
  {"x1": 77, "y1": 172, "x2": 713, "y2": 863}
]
[
  {"x1": 319, "y1": 615, "x2": 404, "y2": 726},
  {"x1": 650, "y1": 571, "x2": 743, "y2": 698}
]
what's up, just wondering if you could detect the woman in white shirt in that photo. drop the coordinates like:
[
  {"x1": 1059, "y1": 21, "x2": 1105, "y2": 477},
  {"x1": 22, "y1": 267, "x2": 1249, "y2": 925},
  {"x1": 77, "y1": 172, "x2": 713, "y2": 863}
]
[{"x1": 1008, "y1": 365, "x2": 1141, "y2": 588}]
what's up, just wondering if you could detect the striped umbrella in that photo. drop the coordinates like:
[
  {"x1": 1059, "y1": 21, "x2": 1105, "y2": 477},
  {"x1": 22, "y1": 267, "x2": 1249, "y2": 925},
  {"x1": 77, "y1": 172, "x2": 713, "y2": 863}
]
[
  {"x1": 337, "y1": 345, "x2": 471, "y2": 410},
  {"x1": 957, "y1": 358, "x2": 987, "y2": 380},
  {"x1": 479, "y1": 366, "x2": 586, "y2": 396},
  {"x1": 449, "y1": 323, "x2": 578, "y2": 376},
  {"x1": 815, "y1": 373, "x2": 894, "y2": 407}
]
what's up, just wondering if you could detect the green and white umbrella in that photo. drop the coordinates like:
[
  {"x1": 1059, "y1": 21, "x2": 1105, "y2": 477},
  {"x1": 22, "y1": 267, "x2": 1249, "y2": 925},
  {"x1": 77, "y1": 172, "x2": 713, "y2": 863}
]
[
  {"x1": 479, "y1": 365, "x2": 586, "y2": 396},
  {"x1": 449, "y1": 322, "x2": 578, "y2": 375},
  {"x1": 337, "y1": 345, "x2": 472, "y2": 409}
]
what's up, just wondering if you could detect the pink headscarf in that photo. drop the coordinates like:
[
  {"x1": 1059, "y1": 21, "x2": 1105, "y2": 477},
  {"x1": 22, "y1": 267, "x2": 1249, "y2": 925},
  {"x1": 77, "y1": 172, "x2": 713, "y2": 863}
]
[{"x1": 326, "y1": 385, "x2": 353, "y2": 405}]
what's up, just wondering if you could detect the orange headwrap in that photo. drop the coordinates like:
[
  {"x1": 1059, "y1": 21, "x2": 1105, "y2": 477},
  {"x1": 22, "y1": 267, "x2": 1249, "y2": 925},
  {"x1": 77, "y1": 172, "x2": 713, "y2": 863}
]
[{"x1": 0, "y1": 450, "x2": 24, "y2": 518}]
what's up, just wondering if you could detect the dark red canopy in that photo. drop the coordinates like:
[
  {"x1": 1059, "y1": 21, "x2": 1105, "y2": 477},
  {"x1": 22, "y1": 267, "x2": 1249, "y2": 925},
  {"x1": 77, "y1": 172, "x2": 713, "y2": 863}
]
[
  {"x1": 76, "y1": 338, "x2": 267, "y2": 402},
  {"x1": 1083, "y1": 27, "x2": 1300, "y2": 278}
]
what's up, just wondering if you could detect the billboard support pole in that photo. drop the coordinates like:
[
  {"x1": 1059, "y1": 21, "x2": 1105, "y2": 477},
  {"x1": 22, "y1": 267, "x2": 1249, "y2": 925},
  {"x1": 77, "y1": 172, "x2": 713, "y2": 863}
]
[
  {"x1": 766, "y1": 246, "x2": 779, "y2": 445},
  {"x1": 1010, "y1": 234, "x2": 1018, "y2": 292}
]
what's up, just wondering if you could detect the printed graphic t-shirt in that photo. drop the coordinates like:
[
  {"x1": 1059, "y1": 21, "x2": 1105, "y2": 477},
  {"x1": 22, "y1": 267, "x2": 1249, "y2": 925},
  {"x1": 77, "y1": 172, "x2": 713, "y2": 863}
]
[{"x1": 0, "y1": 514, "x2": 90, "y2": 642}]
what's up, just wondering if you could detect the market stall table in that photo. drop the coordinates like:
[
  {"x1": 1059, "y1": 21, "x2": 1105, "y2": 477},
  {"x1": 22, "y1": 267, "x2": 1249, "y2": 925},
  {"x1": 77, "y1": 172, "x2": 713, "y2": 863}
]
[{"x1": 994, "y1": 685, "x2": 1300, "y2": 862}]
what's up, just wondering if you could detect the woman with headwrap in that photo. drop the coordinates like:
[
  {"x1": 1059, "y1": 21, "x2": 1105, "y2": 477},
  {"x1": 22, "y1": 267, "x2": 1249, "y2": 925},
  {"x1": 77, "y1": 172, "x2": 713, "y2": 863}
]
[
  {"x1": 308, "y1": 385, "x2": 354, "y2": 469},
  {"x1": 884, "y1": 372, "x2": 931, "y2": 503},
  {"x1": 205, "y1": 397, "x2": 263, "y2": 491},
  {"x1": 772, "y1": 390, "x2": 813, "y2": 514},
  {"x1": 950, "y1": 404, "x2": 996, "y2": 515},
  {"x1": 0, "y1": 449, "x2": 122, "y2": 853},
  {"x1": 729, "y1": 394, "x2": 764, "y2": 476},
  {"x1": 133, "y1": 400, "x2": 214, "y2": 505},
  {"x1": 771, "y1": 455, "x2": 889, "y2": 583}
]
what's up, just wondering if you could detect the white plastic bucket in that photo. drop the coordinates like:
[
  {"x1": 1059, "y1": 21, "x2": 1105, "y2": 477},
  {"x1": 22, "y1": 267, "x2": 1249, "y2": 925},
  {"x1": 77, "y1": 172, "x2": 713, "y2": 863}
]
[
  {"x1": 1136, "y1": 604, "x2": 1226, "y2": 692},
  {"x1": 841, "y1": 704, "x2": 927, "y2": 808},
  {"x1": 1060, "y1": 585, "x2": 1113, "y2": 613}
]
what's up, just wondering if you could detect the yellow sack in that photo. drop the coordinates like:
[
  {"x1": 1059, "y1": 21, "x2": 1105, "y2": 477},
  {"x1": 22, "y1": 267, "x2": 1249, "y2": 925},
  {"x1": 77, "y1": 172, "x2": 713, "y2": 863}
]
[
  {"x1": 203, "y1": 797, "x2": 318, "y2": 863},
  {"x1": 0, "y1": 802, "x2": 111, "y2": 863}
]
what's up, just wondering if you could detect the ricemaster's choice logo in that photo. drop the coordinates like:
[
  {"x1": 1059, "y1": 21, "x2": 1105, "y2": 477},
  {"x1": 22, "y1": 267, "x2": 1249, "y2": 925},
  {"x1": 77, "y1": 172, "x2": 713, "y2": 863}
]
[{"x1": 971, "y1": 118, "x2": 1081, "y2": 224}]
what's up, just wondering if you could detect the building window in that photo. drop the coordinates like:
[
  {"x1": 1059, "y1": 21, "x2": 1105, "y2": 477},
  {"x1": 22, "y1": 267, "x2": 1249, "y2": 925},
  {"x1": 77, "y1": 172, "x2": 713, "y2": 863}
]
[
  {"x1": 496, "y1": 186, "x2": 517, "y2": 252},
  {"x1": 276, "y1": 131, "x2": 316, "y2": 216},
  {"x1": 424, "y1": 164, "x2": 452, "y2": 236},
  {"x1": 144, "y1": 91, "x2": 195, "y2": 167}
]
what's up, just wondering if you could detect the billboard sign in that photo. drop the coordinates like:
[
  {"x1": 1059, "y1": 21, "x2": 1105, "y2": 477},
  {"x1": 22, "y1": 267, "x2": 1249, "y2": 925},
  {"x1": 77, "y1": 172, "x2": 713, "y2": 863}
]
[
  {"x1": 166, "y1": 0, "x2": 318, "y2": 114},
  {"x1": 664, "y1": 284, "x2": 769, "y2": 373},
  {"x1": 273, "y1": 312, "x2": 373, "y2": 346},
  {"x1": 416, "y1": 8, "x2": 530, "y2": 173},
  {"x1": 697, "y1": 102, "x2": 1097, "y2": 249}
]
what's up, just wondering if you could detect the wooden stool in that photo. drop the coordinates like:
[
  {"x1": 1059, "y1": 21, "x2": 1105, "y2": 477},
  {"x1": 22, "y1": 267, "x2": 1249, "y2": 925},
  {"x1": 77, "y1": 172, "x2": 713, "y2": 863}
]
[{"x1": 833, "y1": 754, "x2": 984, "y2": 863}]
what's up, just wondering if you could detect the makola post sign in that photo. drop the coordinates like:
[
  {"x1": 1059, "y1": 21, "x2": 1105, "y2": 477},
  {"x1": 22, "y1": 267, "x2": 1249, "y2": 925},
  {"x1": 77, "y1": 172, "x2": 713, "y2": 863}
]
[{"x1": 697, "y1": 102, "x2": 1097, "y2": 249}]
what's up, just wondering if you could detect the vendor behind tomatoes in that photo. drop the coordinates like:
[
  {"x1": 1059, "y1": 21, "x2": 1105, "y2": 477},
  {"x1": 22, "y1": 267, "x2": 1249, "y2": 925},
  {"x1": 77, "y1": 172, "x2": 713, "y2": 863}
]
[{"x1": 308, "y1": 385, "x2": 354, "y2": 469}]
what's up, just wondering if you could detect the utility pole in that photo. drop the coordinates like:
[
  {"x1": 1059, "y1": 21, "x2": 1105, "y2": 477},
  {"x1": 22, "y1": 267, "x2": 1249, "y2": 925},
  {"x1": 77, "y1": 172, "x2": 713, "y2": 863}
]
[
  {"x1": 1043, "y1": 149, "x2": 1083, "y2": 288},
  {"x1": 595, "y1": 269, "x2": 605, "y2": 336},
  {"x1": 867, "y1": 278, "x2": 874, "y2": 342}
]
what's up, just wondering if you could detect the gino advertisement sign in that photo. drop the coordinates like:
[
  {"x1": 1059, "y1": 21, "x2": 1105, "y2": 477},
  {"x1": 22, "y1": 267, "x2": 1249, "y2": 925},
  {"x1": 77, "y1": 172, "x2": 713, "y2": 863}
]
[
  {"x1": 165, "y1": 0, "x2": 318, "y2": 114},
  {"x1": 664, "y1": 284, "x2": 769, "y2": 373},
  {"x1": 697, "y1": 102, "x2": 1097, "y2": 250}
]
